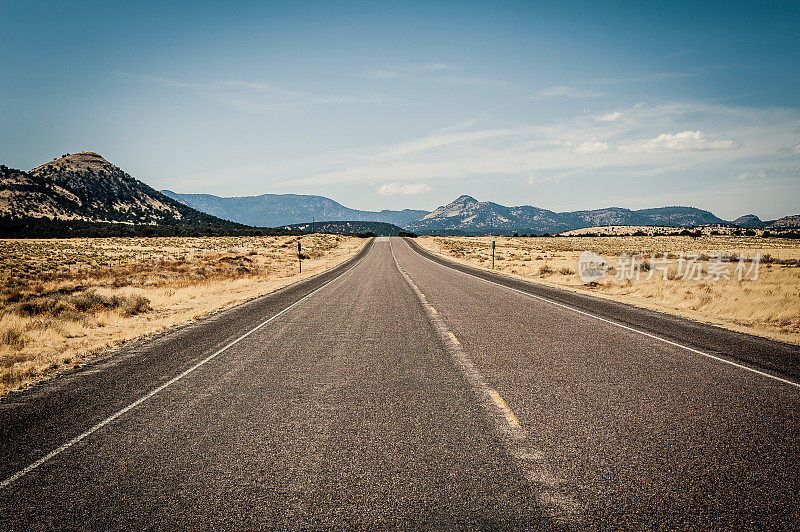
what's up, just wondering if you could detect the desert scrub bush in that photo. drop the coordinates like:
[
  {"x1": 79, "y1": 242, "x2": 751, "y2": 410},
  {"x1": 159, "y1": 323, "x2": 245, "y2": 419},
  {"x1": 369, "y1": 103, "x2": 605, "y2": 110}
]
[
  {"x1": 558, "y1": 267, "x2": 575, "y2": 275},
  {"x1": 5, "y1": 289, "x2": 24, "y2": 303},
  {"x1": 538, "y1": 264, "x2": 554, "y2": 275},
  {"x1": 0, "y1": 316, "x2": 26, "y2": 348},
  {"x1": 111, "y1": 277, "x2": 132, "y2": 288},
  {"x1": 118, "y1": 294, "x2": 151, "y2": 317},
  {"x1": 6, "y1": 290, "x2": 151, "y2": 320},
  {"x1": 69, "y1": 290, "x2": 115, "y2": 312}
]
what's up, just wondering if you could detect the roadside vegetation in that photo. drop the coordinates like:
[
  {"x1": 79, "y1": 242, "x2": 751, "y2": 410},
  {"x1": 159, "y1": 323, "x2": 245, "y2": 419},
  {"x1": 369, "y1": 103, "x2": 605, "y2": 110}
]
[
  {"x1": 0, "y1": 235, "x2": 365, "y2": 396},
  {"x1": 417, "y1": 235, "x2": 800, "y2": 345}
]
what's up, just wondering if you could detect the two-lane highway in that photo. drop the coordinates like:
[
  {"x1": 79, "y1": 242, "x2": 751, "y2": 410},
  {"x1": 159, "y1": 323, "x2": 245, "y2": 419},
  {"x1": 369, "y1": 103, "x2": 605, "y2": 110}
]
[
  {"x1": 1, "y1": 238, "x2": 548, "y2": 529},
  {"x1": 1, "y1": 237, "x2": 798, "y2": 529}
]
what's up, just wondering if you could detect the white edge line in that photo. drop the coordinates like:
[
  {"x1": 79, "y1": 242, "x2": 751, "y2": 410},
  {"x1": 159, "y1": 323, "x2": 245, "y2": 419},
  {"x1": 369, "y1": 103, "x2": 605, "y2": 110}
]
[
  {"x1": 404, "y1": 239, "x2": 800, "y2": 390},
  {"x1": 1, "y1": 246, "x2": 369, "y2": 490}
]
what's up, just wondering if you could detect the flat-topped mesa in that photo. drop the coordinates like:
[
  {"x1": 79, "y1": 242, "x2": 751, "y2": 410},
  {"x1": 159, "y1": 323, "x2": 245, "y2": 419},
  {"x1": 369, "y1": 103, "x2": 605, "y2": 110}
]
[
  {"x1": 732, "y1": 214, "x2": 765, "y2": 229},
  {"x1": 27, "y1": 152, "x2": 152, "y2": 208}
]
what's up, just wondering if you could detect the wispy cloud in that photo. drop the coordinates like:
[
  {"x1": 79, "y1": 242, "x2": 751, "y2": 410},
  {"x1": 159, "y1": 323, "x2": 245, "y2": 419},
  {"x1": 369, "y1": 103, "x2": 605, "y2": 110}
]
[
  {"x1": 363, "y1": 63, "x2": 505, "y2": 86},
  {"x1": 418, "y1": 63, "x2": 457, "y2": 72},
  {"x1": 618, "y1": 131, "x2": 736, "y2": 153},
  {"x1": 736, "y1": 169, "x2": 767, "y2": 179},
  {"x1": 434, "y1": 75, "x2": 509, "y2": 86},
  {"x1": 365, "y1": 69, "x2": 400, "y2": 79},
  {"x1": 574, "y1": 140, "x2": 610, "y2": 154},
  {"x1": 529, "y1": 71, "x2": 695, "y2": 101},
  {"x1": 376, "y1": 129, "x2": 518, "y2": 159},
  {"x1": 533, "y1": 85, "x2": 603, "y2": 99},
  {"x1": 364, "y1": 62, "x2": 457, "y2": 79},
  {"x1": 595, "y1": 111, "x2": 622, "y2": 122},
  {"x1": 377, "y1": 182, "x2": 431, "y2": 195},
  {"x1": 123, "y1": 73, "x2": 385, "y2": 114}
]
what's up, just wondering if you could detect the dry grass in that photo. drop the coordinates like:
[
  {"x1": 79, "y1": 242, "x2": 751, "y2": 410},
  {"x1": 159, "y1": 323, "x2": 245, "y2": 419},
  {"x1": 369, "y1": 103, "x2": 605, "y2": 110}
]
[
  {"x1": 0, "y1": 235, "x2": 366, "y2": 396},
  {"x1": 417, "y1": 235, "x2": 800, "y2": 345},
  {"x1": 558, "y1": 224, "x2": 783, "y2": 237}
]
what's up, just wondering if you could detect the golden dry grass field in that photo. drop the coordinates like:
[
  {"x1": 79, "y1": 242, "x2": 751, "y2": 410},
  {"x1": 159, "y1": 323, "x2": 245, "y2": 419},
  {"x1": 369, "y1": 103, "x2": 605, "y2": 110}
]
[
  {"x1": 417, "y1": 235, "x2": 800, "y2": 345},
  {"x1": 0, "y1": 235, "x2": 366, "y2": 396}
]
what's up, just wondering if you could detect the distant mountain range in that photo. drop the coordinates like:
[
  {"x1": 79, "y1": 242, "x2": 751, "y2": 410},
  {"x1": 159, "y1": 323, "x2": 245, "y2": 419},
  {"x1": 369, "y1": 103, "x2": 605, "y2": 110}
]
[
  {"x1": 162, "y1": 191, "x2": 428, "y2": 228},
  {"x1": 2, "y1": 152, "x2": 798, "y2": 237},
  {"x1": 406, "y1": 195, "x2": 734, "y2": 235},
  {"x1": 166, "y1": 190, "x2": 794, "y2": 235}
]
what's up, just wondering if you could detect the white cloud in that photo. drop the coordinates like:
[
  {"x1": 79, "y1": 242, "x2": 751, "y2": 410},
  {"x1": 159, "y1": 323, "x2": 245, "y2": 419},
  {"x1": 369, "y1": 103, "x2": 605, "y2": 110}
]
[
  {"x1": 435, "y1": 76, "x2": 509, "y2": 86},
  {"x1": 377, "y1": 182, "x2": 431, "y2": 195},
  {"x1": 574, "y1": 140, "x2": 610, "y2": 154},
  {"x1": 534, "y1": 86, "x2": 603, "y2": 99},
  {"x1": 429, "y1": 119, "x2": 478, "y2": 134},
  {"x1": 364, "y1": 63, "x2": 456, "y2": 80},
  {"x1": 366, "y1": 69, "x2": 399, "y2": 79},
  {"x1": 419, "y1": 63, "x2": 457, "y2": 72},
  {"x1": 523, "y1": 72, "x2": 694, "y2": 100},
  {"x1": 619, "y1": 130, "x2": 736, "y2": 153},
  {"x1": 595, "y1": 111, "x2": 622, "y2": 122},
  {"x1": 736, "y1": 169, "x2": 767, "y2": 179},
  {"x1": 526, "y1": 174, "x2": 561, "y2": 185},
  {"x1": 377, "y1": 129, "x2": 517, "y2": 159},
  {"x1": 363, "y1": 63, "x2": 506, "y2": 86}
]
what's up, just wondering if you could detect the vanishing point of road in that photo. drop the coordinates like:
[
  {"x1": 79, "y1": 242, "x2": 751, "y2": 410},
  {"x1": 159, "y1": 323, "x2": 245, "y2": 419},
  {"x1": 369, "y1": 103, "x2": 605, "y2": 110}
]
[{"x1": 2, "y1": 237, "x2": 798, "y2": 529}]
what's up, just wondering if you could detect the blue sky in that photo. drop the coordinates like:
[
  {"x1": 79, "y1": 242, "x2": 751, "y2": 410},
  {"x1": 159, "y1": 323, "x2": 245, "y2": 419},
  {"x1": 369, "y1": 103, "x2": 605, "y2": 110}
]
[{"x1": 2, "y1": 1, "x2": 799, "y2": 219}]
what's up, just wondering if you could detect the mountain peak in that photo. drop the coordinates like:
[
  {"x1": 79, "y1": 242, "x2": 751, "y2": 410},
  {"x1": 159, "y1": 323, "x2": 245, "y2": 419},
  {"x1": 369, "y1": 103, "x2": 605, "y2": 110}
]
[
  {"x1": 453, "y1": 194, "x2": 478, "y2": 204},
  {"x1": 31, "y1": 151, "x2": 116, "y2": 175}
]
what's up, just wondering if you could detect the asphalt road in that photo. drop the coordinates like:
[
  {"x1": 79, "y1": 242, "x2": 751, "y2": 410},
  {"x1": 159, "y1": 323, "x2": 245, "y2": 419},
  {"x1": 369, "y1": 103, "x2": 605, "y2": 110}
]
[{"x1": 1, "y1": 237, "x2": 798, "y2": 529}]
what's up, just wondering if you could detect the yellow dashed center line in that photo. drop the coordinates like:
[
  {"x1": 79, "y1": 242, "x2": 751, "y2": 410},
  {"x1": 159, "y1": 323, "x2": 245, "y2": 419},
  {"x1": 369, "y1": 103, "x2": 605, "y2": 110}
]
[
  {"x1": 448, "y1": 331, "x2": 460, "y2": 345},
  {"x1": 489, "y1": 389, "x2": 522, "y2": 428},
  {"x1": 430, "y1": 306, "x2": 438, "y2": 314}
]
